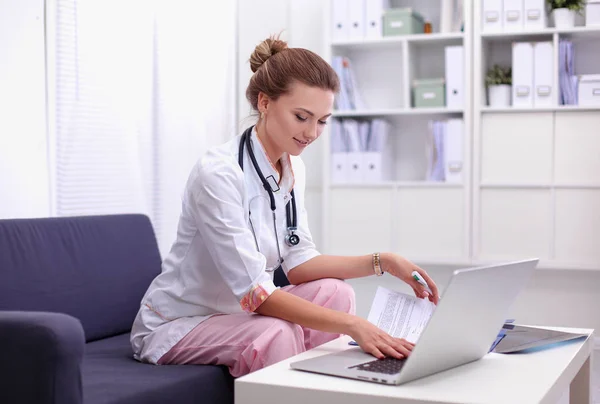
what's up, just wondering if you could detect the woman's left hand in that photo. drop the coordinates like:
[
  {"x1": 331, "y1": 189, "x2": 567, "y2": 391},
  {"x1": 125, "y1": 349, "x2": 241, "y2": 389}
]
[{"x1": 381, "y1": 253, "x2": 440, "y2": 305}]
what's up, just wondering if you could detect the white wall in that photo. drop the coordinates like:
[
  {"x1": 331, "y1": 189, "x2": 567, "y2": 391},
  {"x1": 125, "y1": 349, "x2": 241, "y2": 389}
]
[
  {"x1": 236, "y1": 0, "x2": 327, "y2": 247},
  {"x1": 0, "y1": 0, "x2": 50, "y2": 219},
  {"x1": 237, "y1": 0, "x2": 600, "y2": 334},
  {"x1": 348, "y1": 266, "x2": 600, "y2": 333}
]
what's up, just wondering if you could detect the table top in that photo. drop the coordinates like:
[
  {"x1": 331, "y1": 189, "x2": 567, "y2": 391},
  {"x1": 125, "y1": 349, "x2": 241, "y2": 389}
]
[{"x1": 235, "y1": 326, "x2": 594, "y2": 404}]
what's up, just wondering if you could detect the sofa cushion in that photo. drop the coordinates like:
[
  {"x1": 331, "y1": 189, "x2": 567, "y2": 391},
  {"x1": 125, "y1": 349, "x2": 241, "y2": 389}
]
[
  {"x1": 83, "y1": 333, "x2": 233, "y2": 404},
  {"x1": 0, "y1": 214, "x2": 162, "y2": 342}
]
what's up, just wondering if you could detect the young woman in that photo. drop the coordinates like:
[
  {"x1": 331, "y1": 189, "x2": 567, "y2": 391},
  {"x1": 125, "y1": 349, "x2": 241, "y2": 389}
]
[{"x1": 130, "y1": 36, "x2": 440, "y2": 378}]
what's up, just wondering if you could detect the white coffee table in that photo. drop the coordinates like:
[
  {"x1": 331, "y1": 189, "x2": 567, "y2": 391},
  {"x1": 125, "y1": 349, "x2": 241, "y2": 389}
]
[{"x1": 235, "y1": 326, "x2": 594, "y2": 404}]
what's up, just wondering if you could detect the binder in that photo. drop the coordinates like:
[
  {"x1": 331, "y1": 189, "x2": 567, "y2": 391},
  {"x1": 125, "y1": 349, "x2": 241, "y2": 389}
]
[
  {"x1": 331, "y1": 0, "x2": 349, "y2": 41},
  {"x1": 512, "y1": 42, "x2": 534, "y2": 108},
  {"x1": 362, "y1": 152, "x2": 383, "y2": 182},
  {"x1": 426, "y1": 121, "x2": 446, "y2": 182},
  {"x1": 533, "y1": 41, "x2": 554, "y2": 107},
  {"x1": 330, "y1": 119, "x2": 349, "y2": 184},
  {"x1": 482, "y1": 0, "x2": 503, "y2": 33},
  {"x1": 365, "y1": 0, "x2": 389, "y2": 39},
  {"x1": 346, "y1": 152, "x2": 363, "y2": 182},
  {"x1": 523, "y1": 0, "x2": 547, "y2": 30},
  {"x1": 347, "y1": 0, "x2": 366, "y2": 40},
  {"x1": 444, "y1": 119, "x2": 464, "y2": 183},
  {"x1": 445, "y1": 45, "x2": 464, "y2": 109},
  {"x1": 559, "y1": 40, "x2": 577, "y2": 105},
  {"x1": 330, "y1": 153, "x2": 349, "y2": 184},
  {"x1": 503, "y1": 0, "x2": 524, "y2": 31}
]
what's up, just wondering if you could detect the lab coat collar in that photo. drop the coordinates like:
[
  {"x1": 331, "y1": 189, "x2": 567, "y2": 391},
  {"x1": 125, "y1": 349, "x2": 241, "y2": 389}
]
[{"x1": 250, "y1": 126, "x2": 295, "y2": 194}]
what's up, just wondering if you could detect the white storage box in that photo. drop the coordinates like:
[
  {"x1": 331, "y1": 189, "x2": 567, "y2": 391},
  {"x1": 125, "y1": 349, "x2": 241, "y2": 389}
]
[
  {"x1": 586, "y1": 0, "x2": 600, "y2": 26},
  {"x1": 523, "y1": 0, "x2": 547, "y2": 30},
  {"x1": 578, "y1": 74, "x2": 600, "y2": 106}
]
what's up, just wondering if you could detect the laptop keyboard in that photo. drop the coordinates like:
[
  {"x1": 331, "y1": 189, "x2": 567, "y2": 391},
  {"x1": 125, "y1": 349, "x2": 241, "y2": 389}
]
[{"x1": 349, "y1": 357, "x2": 406, "y2": 375}]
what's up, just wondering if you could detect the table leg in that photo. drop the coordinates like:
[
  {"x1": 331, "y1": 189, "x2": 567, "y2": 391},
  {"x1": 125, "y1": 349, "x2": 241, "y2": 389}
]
[{"x1": 570, "y1": 354, "x2": 591, "y2": 404}]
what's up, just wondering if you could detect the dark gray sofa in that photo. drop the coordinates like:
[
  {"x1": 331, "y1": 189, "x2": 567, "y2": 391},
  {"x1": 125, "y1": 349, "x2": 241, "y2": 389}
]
[{"x1": 0, "y1": 214, "x2": 283, "y2": 404}]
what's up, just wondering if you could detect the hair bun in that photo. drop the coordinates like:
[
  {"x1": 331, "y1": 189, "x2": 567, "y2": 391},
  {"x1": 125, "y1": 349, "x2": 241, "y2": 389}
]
[{"x1": 249, "y1": 36, "x2": 288, "y2": 73}]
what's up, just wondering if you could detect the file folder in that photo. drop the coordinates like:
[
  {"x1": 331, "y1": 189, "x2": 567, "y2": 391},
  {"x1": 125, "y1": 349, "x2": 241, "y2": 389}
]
[
  {"x1": 491, "y1": 324, "x2": 587, "y2": 354},
  {"x1": 533, "y1": 41, "x2": 554, "y2": 107},
  {"x1": 512, "y1": 42, "x2": 534, "y2": 108},
  {"x1": 503, "y1": 0, "x2": 524, "y2": 31},
  {"x1": 331, "y1": 0, "x2": 349, "y2": 41},
  {"x1": 347, "y1": 0, "x2": 366, "y2": 40},
  {"x1": 365, "y1": 0, "x2": 389, "y2": 38},
  {"x1": 482, "y1": 0, "x2": 503, "y2": 33},
  {"x1": 523, "y1": 0, "x2": 547, "y2": 30},
  {"x1": 445, "y1": 45, "x2": 464, "y2": 109},
  {"x1": 444, "y1": 119, "x2": 464, "y2": 183}
]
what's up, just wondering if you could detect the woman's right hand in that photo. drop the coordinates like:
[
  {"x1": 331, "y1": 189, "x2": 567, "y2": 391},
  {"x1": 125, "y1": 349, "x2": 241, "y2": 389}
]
[{"x1": 347, "y1": 317, "x2": 415, "y2": 360}]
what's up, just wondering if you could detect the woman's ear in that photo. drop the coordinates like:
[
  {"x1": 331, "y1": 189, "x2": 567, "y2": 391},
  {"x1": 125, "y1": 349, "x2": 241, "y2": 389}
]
[{"x1": 257, "y1": 91, "x2": 270, "y2": 115}]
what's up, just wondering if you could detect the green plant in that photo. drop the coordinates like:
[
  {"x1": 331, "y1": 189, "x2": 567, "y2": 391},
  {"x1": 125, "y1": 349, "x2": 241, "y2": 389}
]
[
  {"x1": 485, "y1": 64, "x2": 512, "y2": 86},
  {"x1": 546, "y1": 0, "x2": 587, "y2": 12}
]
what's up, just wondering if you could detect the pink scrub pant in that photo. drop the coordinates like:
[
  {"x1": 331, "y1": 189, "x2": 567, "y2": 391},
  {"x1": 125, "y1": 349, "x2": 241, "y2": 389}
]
[{"x1": 157, "y1": 278, "x2": 356, "y2": 377}]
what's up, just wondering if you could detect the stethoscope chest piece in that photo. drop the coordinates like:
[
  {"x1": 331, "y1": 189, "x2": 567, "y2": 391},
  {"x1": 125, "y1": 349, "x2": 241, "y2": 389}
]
[{"x1": 285, "y1": 228, "x2": 300, "y2": 247}]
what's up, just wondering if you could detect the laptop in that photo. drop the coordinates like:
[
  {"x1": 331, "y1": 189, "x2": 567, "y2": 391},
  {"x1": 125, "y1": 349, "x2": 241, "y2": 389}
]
[{"x1": 290, "y1": 258, "x2": 539, "y2": 385}]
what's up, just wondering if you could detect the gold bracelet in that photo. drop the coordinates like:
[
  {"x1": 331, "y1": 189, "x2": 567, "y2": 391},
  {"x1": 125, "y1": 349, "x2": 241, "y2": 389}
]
[{"x1": 372, "y1": 252, "x2": 383, "y2": 276}]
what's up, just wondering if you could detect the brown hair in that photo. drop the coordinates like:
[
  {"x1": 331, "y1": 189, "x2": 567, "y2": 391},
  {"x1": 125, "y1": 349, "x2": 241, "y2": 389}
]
[{"x1": 246, "y1": 35, "x2": 340, "y2": 112}]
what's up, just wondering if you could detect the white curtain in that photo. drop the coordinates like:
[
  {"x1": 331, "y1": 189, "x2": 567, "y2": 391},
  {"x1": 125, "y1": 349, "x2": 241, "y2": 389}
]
[
  {"x1": 51, "y1": 0, "x2": 236, "y2": 256},
  {"x1": 153, "y1": 0, "x2": 237, "y2": 256}
]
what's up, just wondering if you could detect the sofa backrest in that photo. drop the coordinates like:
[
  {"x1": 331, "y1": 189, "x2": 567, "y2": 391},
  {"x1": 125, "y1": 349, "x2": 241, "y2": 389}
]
[{"x1": 0, "y1": 214, "x2": 161, "y2": 342}]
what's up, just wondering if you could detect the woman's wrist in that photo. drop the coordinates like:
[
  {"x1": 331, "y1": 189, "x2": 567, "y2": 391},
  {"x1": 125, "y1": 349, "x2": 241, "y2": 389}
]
[
  {"x1": 341, "y1": 312, "x2": 361, "y2": 336},
  {"x1": 378, "y1": 252, "x2": 395, "y2": 275}
]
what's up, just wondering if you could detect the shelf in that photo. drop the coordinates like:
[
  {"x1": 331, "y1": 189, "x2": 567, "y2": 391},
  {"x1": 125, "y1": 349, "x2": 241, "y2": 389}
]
[
  {"x1": 333, "y1": 108, "x2": 464, "y2": 118},
  {"x1": 480, "y1": 183, "x2": 600, "y2": 189},
  {"x1": 480, "y1": 105, "x2": 600, "y2": 113},
  {"x1": 331, "y1": 32, "x2": 463, "y2": 50},
  {"x1": 481, "y1": 26, "x2": 600, "y2": 41},
  {"x1": 331, "y1": 181, "x2": 463, "y2": 189}
]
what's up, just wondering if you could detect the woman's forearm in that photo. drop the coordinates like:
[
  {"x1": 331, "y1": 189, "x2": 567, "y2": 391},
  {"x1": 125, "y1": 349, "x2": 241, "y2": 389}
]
[
  {"x1": 255, "y1": 288, "x2": 357, "y2": 335},
  {"x1": 287, "y1": 253, "x2": 391, "y2": 284}
]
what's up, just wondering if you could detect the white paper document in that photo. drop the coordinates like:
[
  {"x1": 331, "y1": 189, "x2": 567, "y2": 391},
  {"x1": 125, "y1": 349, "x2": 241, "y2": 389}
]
[{"x1": 367, "y1": 286, "x2": 436, "y2": 344}]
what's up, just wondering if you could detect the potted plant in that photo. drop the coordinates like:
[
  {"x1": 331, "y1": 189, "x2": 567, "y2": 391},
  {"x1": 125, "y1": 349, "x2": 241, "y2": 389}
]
[
  {"x1": 547, "y1": 0, "x2": 587, "y2": 28},
  {"x1": 486, "y1": 64, "x2": 512, "y2": 107}
]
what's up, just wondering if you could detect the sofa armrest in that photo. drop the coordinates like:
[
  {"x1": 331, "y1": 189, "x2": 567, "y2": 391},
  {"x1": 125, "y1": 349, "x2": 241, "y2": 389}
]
[{"x1": 0, "y1": 311, "x2": 85, "y2": 404}]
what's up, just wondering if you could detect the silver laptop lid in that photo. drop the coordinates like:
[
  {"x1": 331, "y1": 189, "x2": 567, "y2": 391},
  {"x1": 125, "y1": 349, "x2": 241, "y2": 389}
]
[{"x1": 395, "y1": 258, "x2": 538, "y2": 384}]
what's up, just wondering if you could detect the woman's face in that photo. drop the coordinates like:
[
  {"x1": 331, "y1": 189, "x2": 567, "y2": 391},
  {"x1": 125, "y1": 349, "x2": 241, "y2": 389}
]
[{"x1": 259, "y1": 81, "x2": 334, "y2": 157}]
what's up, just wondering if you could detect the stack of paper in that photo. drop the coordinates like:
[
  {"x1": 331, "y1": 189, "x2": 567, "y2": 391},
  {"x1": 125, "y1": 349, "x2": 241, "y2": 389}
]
[
  {"x1": 332, "y1": 56, "x2": 365, "y2": 111},
  {"x1": 559, "y1": 39, "x2": 578, "y2": 105},
  {"x1": 367, "y1": 286, "x2": 435, "y2": 344}
]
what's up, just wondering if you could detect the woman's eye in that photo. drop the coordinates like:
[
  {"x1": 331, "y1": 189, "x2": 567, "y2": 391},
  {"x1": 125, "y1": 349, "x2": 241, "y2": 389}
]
[
  {"x1": 318, "y1": 120, "x2": 328, "y2": 125},
  {"x1": 296, "y1": 114, "x2": 307, "y2": 122}
]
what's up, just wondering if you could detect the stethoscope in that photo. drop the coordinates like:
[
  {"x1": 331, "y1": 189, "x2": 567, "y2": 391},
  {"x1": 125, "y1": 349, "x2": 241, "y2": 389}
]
[{"x1": 238, "y1": 126, "x2": 300, "y2": 273}]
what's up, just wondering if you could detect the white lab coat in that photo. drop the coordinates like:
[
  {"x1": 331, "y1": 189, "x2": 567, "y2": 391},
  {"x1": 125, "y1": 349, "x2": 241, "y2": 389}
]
[{"x1": 130, "y1": 127, "x2": 320, "y2": 364}]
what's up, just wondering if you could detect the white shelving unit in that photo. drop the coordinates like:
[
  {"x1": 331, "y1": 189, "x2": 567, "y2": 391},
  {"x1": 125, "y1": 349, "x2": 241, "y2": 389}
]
[
  {"x1": 319, "y1": 0, "x2": 600, "y2": 271},
  {"x1": 321, "y1": 0, "x2": 473, "y2": 266},
  {"x1": 473, "y1": 2, "x2": 600, "y2": 271}
]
